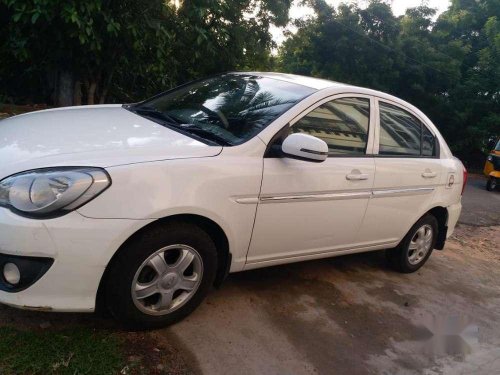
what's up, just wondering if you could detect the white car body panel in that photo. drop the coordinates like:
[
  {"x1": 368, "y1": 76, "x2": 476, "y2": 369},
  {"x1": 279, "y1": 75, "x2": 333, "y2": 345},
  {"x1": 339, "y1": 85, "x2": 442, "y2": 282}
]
[
  {"x1": 0, "y1": 209, "x2": 153, "y2": 311},
  {"x1": 77, "y1": 138, "x2": 266, "y2": 272},
  {"x1": 0, "y1": 73, "x2": 464, "y2": 312},
  {"x1": 357, "y1": 157, "x2": 444, "y2": 244},
  {"x1": 246, "y1": 156, "x2": 376, "y2": 265},
  {"x1": 0, "y1": 105, "x2": 221, "y2": 178}
]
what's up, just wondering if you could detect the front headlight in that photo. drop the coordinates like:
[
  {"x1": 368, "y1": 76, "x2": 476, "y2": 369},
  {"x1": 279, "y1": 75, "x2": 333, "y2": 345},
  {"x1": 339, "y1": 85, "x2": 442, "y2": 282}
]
[
  {"x1": 487, "y1": 155, "x2": 493, "y2": 162},
  {"x1": 0, "y1": 168, "x2": 111, "y2": 217}
]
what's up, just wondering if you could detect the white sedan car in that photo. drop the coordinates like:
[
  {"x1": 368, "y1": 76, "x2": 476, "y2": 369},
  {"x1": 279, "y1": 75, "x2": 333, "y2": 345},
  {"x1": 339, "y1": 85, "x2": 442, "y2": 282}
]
[{"x1": 0, "y1": 73, "x2": 465, "y2": 328}]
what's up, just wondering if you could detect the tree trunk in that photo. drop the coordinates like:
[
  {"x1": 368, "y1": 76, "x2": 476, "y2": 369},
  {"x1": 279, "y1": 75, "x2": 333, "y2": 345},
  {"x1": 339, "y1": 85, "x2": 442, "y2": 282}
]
[
  {"x1": 73, "y1": 81, "x2": 82, "y2": 106},
  {"x1": 99, "y1": 87, "x2": 109, "y2": 104},
  {"x1": 99, "y1": 71, "x2": 113, "y2": 104},
  {"x1": 87, "y1": 81, "x2": 97, "y2": 105},
  {"x1": 56, "y1": 70, "x2": 74, "y2": 107}
]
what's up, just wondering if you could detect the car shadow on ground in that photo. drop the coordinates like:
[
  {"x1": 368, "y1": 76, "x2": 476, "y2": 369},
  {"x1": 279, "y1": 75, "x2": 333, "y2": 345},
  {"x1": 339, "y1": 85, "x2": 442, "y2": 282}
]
[{"x1": 0, "y1": 249, "x2": 389, "y2": 331}]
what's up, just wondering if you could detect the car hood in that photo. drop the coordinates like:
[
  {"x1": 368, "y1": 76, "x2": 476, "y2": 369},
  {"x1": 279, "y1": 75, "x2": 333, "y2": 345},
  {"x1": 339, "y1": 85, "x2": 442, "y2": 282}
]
[{"x1": 0, "y1": 105, "x2": 222, "y2": 179}]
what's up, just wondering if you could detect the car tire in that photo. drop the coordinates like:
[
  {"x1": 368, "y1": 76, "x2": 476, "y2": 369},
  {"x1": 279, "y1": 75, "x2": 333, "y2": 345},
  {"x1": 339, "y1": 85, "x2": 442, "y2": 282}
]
[
  {"x1": 104, "y1": 221, "x2": 217, "y2": 330},
  {"x1": 486, "y1": 177, "x2": 496, "y2": 191},
  {"x1": 386, "y1": 214, "x2": 438, "y2": 273}
]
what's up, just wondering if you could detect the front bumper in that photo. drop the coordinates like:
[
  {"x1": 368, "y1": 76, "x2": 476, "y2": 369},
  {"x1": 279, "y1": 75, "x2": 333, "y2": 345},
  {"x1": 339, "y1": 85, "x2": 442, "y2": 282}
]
[
  {"x1": 0, "y1": 208, "x2": 152, "y2": 312},
  {"x1": 0, "y1": 253, "x2": 54, "y2": 292}
]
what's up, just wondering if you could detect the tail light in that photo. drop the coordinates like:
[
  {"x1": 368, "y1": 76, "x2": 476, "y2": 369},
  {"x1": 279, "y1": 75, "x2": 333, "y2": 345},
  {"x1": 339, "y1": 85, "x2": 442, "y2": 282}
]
[{"x1": 461, "y1": 165, "x2": 468, "y2": 195}]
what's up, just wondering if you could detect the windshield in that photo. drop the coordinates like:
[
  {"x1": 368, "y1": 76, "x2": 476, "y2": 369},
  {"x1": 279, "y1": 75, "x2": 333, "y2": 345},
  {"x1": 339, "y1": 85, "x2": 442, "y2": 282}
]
[
  {"x1": 128, "y1": 74, "x2": 316, "y2": 145},
  {"x1": 496, "y1": 140, "x2": 500, "y2": 151}
]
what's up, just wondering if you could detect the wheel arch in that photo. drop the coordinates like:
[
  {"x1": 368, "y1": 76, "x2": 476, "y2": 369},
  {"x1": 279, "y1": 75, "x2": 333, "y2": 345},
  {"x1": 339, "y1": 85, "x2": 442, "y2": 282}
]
[
  {"x1": 426, "y1": 206, "x2": 448, "y2": 250},
  {"x1": 95, "y1": 213, "x2": 231, "y2": 314}
]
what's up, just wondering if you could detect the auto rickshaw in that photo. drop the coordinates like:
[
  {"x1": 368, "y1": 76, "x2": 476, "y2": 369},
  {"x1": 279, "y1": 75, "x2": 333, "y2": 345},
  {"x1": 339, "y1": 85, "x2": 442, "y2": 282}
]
[{"x1": 484, "y1": 138, "x2": 500, "y2": 191}]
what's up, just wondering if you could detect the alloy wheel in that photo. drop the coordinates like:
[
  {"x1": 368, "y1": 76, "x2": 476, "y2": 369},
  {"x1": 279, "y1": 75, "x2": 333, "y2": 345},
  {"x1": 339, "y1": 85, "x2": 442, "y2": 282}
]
[
  {"x1": 131, "y1": 244, "x2": 203, "y2": 316},
  {"x1": 407, "y1": 224, "x2": 433, "y2": 265}
]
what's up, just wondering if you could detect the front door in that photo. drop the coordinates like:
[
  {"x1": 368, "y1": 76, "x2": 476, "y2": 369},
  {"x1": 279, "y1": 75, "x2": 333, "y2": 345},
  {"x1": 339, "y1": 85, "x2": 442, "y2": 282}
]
[{"x1": 246, "y1": 95, "x2": 376, "y2": 267}]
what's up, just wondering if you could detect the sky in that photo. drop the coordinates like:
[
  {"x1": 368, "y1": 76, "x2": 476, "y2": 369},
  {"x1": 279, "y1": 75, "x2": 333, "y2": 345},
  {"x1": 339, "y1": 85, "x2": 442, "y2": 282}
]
[{"x1": 271, "y1": 0, "x2": 451, "y2": 45}]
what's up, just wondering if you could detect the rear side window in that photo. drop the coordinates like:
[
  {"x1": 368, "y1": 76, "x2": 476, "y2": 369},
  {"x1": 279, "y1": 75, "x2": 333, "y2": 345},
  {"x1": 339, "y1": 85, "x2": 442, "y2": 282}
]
[
  {"x1": 378, "y1": 102, "x2": 436, "y2": 157},
  {"x1": 292, "y1": 97, "x2": 370, "y2": 156},
  {"x1": 422, "y1": 125, "x2": 436, "y2": 157}
]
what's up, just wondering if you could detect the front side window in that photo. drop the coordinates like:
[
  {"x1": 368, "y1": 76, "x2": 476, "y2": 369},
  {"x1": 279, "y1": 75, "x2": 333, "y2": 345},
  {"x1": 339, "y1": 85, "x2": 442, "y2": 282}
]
[
  {"x1": 128, "y1": 74, "x2": 315, "y2": 146},
  {"x1": 379, "y1": 101, "x2": 436, "y2": 157},
  {"x1": 291, "y1": 97, "x2": 370, "y2": 156}
]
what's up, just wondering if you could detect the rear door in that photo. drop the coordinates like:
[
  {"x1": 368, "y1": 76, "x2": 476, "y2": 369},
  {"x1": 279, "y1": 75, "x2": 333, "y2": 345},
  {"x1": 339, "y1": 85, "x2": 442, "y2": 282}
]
[{"x1": 357, "y1": 99, "x2": 442, "y2": 245}]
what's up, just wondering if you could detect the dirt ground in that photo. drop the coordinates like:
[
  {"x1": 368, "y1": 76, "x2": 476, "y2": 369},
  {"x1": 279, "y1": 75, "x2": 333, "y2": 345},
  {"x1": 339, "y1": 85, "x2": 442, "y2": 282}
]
[{"x1": 0, "y1": 175, "x2": 499, "y2": 375}]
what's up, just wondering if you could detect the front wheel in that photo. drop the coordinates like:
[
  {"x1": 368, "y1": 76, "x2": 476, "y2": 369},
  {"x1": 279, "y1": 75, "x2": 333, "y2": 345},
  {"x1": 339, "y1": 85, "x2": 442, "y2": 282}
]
[
  {"x1": 386, "y1": 214, "x2": 438, "y2": 273},
  {"x1": 486, "y1": 177, "x2": 497, "y2": 191},
  {"x1": 104, "y1": 222, "x2": 217, "y2": 330}
]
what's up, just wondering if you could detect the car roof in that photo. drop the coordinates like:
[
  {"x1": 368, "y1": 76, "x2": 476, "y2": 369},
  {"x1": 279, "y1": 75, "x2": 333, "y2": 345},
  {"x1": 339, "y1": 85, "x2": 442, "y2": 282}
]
[
  {"x1": 233, "y1": 72, "x2": 418, "y2": 101},
  {"x1": 231, "y1": 71, "x2": 349, "y2": 90},
  {"x1": 235, "y1": 72, "x2": 425, "y2": 115}
]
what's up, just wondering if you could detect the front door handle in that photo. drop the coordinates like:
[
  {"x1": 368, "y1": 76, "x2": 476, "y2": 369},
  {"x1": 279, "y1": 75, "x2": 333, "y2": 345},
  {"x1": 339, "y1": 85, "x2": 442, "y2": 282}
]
[
  {"x1": 422, "y1": 171, "x2": 437, "y2": 178},
  {"x1": 346, "y1": 173, "x2": 369, "y2": 181}
]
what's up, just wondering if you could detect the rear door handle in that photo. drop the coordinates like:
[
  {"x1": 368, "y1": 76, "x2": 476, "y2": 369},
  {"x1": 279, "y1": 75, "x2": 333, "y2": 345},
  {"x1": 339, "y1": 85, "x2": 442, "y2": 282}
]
[
  {"x1": 346, "y1": 173, "x2": 369, "y2": 181},
  {"x1": 421, "y1": 171, "x2": 437, "y2": 178}
]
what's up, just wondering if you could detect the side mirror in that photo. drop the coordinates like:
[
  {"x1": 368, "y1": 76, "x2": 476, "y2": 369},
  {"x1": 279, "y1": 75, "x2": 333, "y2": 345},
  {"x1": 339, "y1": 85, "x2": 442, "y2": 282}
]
[{"x1": 282, "y1": 133, "x2": 328, "y2": 162}]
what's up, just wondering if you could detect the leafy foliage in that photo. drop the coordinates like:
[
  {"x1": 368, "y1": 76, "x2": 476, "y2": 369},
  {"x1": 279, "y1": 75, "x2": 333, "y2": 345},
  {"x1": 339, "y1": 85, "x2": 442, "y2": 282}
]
[
  {"x1": 0, "y1": 0, "x2": 290, "y2": 104},
  {"x1": 278, "y1": 0, "x2": 499, "y2": 165}
]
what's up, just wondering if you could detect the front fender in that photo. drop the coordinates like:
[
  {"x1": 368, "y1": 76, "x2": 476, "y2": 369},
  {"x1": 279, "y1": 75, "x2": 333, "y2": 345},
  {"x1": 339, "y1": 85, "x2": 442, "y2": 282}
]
[{"x1": 77, "y1": 156, "x2": 264, "y2": 271}]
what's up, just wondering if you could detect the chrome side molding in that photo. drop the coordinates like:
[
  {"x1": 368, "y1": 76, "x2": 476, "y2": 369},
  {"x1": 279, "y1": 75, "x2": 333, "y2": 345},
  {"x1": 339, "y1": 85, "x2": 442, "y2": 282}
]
[
  {"x1": 371, "y1": 187, "x2": 435, "y2": 198},
  {"x1": 235, "y1": 187, "x2": 435, "y2": 204},
  {"x1": 260, "y1": 191, "x2": 372, "y2": 204}
]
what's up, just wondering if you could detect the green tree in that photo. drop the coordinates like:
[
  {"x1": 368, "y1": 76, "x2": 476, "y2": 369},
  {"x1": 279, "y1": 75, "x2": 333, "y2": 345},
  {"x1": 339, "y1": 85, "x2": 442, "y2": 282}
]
[
  {"x1": 279, "y1": 1, "x2": 402, "y2": 91},
  {"x1": 278, "y1": 0, "x2": 499, "y2": 165},
  {"x1": 1, "y1": 0, "x2": 179, "y2": 105},
  {"x1": 0, "y1": 0, "x2": 292, "y2": 106},
  {"x1": 433, "y1": 0, "x2": 500, "y2": 160}
]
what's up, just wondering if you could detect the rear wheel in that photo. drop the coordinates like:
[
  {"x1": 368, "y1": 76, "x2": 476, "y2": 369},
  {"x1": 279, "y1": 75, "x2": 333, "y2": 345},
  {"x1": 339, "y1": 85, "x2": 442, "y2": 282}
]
[
  {"x1": 486, "y1": 177, "x2": 497, "y2": 191},
  {"x1": 104, "y1": 222, "x2": 217, "y2": 330},
  {"x1": 386, "y1": 214, "x2": 438, "y2": 273}
]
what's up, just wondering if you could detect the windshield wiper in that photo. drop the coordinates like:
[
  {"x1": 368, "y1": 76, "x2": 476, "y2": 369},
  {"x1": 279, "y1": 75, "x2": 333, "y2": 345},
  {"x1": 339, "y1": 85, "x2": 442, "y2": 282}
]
[
  {"x1": 127, "y1": 105, "x2": 181, "y2": 125},
  {"x1": 125, "y1": 105, "x2": 231, "y2": 146},
  {"x1": 176, "y1": 124, "x2": 232, "y2": 146}
]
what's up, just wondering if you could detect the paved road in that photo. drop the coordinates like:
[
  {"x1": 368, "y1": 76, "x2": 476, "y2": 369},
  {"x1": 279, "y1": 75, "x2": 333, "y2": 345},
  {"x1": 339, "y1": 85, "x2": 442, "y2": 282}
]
[{"x1": 459, "y1": 174, "x2": 500, "y2": 226}]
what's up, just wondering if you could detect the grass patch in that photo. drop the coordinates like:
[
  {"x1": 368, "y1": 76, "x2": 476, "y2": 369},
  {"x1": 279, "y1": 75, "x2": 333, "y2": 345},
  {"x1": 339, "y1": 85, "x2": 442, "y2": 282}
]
[{"x1": 0, "y1": 327, "x2": 124, "y2": 375}]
